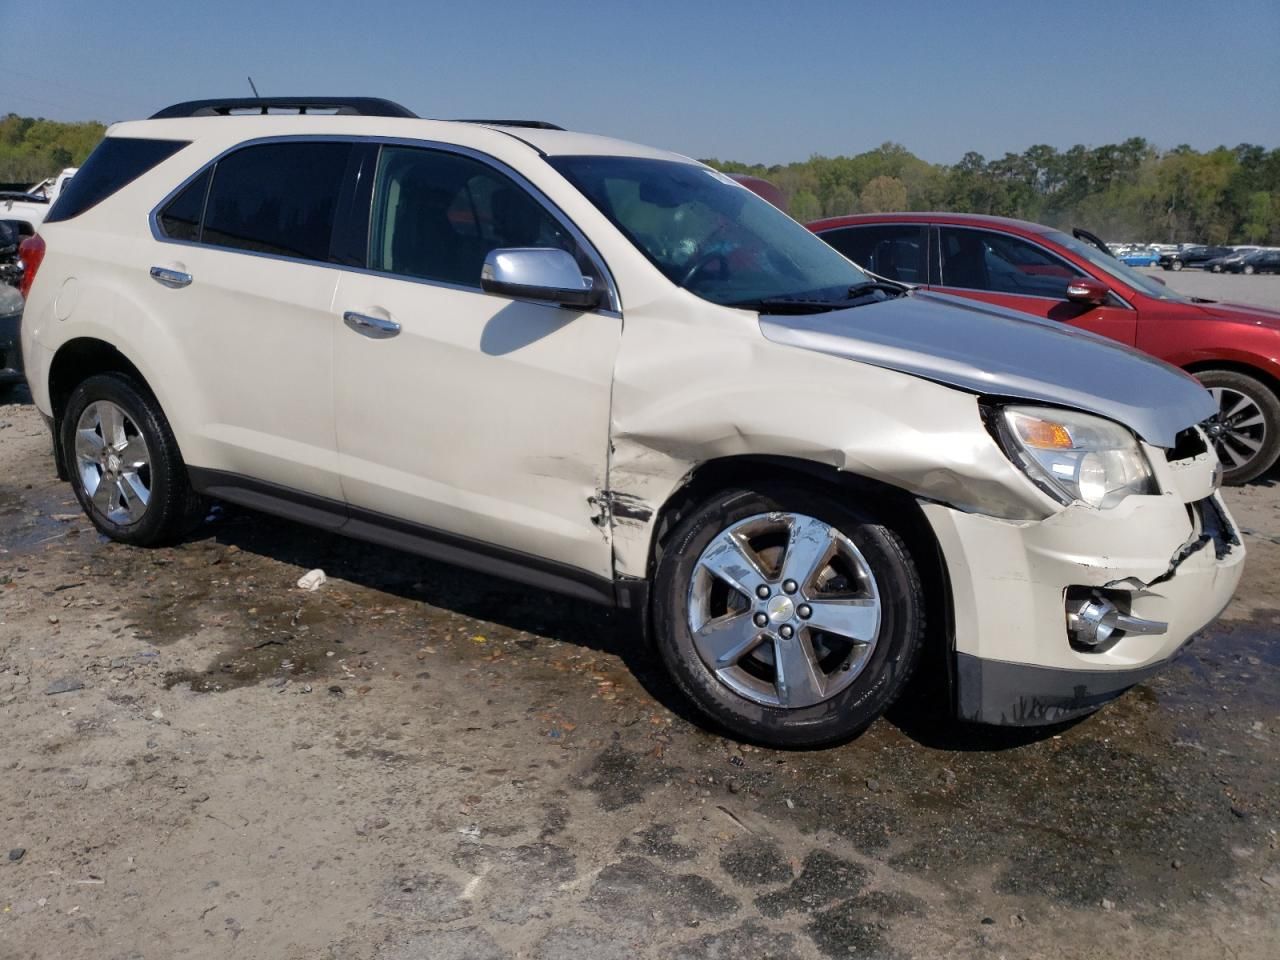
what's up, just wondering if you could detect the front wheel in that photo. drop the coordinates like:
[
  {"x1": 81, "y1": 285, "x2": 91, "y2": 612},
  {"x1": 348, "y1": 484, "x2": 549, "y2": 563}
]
[
  {"x1": 1243, "y1": 264, "x2": 1255, "y2": 275},
  {"x1": 1196, "y1": 369, "x2": 1280, "y2": 485},
  {"x1": 61, "y1": 373, "x2": 204, "y2": 545},
  {"x1": 652, "y1": 484, "x2": 926, "y2": 747},
  {"x1": 1171, "y1": 259, "x2": 1184, "y2": 271}
]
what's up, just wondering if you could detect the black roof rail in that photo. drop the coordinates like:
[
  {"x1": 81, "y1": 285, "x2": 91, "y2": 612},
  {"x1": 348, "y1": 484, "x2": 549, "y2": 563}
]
[
  {"x1": 150, "y1": 97, "x2": 418, "y2": 119},
  {"x1": 453, "y1": 119, "x2": 565, "y2": 130}
]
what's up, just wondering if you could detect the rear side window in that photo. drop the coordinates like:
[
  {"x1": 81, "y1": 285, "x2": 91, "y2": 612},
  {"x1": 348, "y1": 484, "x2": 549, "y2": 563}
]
[
  {"x1": 201, "y1": 141, "x2": 353, "y2": 262},
  {"x1": 157, "y1": 168, "x2": 210, "y2": 241},
  {"x1": 45, "y1": 137, "x2": 188, "y2": 223},
  {"x1": 821, "y1": 224, "x2": 926, "y2": 284}
]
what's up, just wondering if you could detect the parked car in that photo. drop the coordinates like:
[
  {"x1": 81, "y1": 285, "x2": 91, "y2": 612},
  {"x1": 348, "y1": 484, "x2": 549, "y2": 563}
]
[
  {"x1": 1223, "y1": 250, "x2": 1280, "y2": 275},
  {"x1": 1202, "y1": 249, "x2": 1256, "y2": 273},
  {"x1": 0, "y1": 167, "x2": 78, "y2": 237},
  {"x1": 20, "y1": 97, "x2": 1242, "y2": 745},
  {"x1": 809, "y1": 213, "x2": 1280, "y2": 483},
  {"x1": 1117, "y1": 247, "x2": 1160, "y2": 267},
  {"x1": 0, "y1": 282, "x2": 24, "y2": 390},
  {"x1": 0, "y1": 219, "x2": 22, "y2": 287},
  {"x1": 1158, "y1": 245, "x2": 1233, "y2": 271}
]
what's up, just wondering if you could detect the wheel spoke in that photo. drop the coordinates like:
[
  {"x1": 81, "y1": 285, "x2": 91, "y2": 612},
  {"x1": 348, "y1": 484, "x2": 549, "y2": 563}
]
[
  {"x1": 1228, "y1": 433, "x2": 1262, "y2": 454},
  {"x1": 698, "y1": 530, "x2": 768, "y2": 599},
  {"x1": 91, "y1": 475, "x2": 116, "y2": 513},
  {"x1": 804, "y1": 598, "x2": 879, "y2": 644},
  {"x1": 1219, "y1": 440, "x2": 1247, "y2": 468},
  {"x1": 98, "y1": 403, "x2": 126, "y2": 447},
  {"x1": 120, "y1": 471, "x2": 151, "y2": 512},
  {"x1": 1229, "y1": 412, "x2": 1264, "y2": 431},
  {"x1": 780, "y1": 515, "x2": 835, "y2": 591},
  {"x1": 1223, "y1": 394, "x2": 1251, "y2": 420},
  {"x1": 774, "y1": 635, "x2": 825, "y2": 708},
  {"x1": 75, "y1": 427, "x2": 105, "y2": 461},
  {"x1": 693, "y1": 612, "x2": 762, "y2": 669}
]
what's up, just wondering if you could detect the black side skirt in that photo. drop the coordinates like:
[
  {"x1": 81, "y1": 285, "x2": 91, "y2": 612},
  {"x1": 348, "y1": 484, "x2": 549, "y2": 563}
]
[{"x1": 187, "y1": 467, "x2": 637, "y2": 609}]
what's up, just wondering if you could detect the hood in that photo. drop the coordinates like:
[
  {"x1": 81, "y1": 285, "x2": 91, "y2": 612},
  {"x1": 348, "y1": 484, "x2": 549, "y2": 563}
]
[
  {"x1": 759, "y1": 290, "x2": 1214, "y2": 449},
  {"x1": 1193, "y1": 299, "x2": 1280, "y2": 329}
]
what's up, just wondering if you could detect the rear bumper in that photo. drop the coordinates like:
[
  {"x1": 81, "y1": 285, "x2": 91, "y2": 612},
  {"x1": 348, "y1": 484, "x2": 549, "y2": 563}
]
[
  {"x1": 923, "y1": 482, "x2": 1244, "y2": 726},
  {"x1": 0, "y1": 304, "x2": 24, "y2": 384}
]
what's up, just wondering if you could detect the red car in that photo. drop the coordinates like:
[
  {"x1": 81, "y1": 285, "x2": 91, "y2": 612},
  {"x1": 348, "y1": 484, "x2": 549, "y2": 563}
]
[{"x1": 807, "y1": 213, "x2": 1280, "y2": 484}]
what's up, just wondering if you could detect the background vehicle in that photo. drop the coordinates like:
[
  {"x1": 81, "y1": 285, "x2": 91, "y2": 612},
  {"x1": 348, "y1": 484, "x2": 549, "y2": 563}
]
[
  {"x1": 1224, "y1": 250, "x2": 1280, "y2": 275},
  {"x1": 0, "y1": 282, "x2": 24, "y2": 390},
  {"x1": 0, "y1": 167, "x2": 77, "y2": 235},
  {"x1": 0, "y1": 220, "x2": 22, "y2": 287},
  {"x1": 809, "y1": 212, "x2": 1280, "y2": 483},
  {"x1": 1117, "y1": 247, "x2": 1160, "y2": 267},
  {"x1": 1158, "y1": 244, "x2": 1233, "y2": 271},
  {"x1": 1203, "y1": 249, "x2": 1256, "y2": 273}
]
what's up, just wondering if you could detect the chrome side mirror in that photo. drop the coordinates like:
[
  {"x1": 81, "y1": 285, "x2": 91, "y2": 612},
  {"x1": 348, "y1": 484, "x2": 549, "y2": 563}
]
[{"x1": 480, "y1": 248, "x2": 602, "y2": 309}]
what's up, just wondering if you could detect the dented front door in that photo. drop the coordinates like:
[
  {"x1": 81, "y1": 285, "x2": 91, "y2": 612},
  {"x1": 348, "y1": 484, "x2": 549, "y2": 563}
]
[{"x1": 332, "y1": 270, "x2": 620, "y2": 576}]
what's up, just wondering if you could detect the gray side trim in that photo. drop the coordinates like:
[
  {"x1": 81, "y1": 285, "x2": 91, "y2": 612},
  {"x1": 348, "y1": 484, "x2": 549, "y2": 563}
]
[
  {"x1": 954, "y1": 650, "x2": 1181, "y2": 726},
  {"x1": 187, "y1": 467, "x2": 620, "y2": 607}
]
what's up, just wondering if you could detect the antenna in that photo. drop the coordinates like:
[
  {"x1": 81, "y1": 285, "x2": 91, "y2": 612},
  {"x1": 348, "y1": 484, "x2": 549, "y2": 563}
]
[{"x1": 247, "y1": 76, "x2": 261, "y2": 97}]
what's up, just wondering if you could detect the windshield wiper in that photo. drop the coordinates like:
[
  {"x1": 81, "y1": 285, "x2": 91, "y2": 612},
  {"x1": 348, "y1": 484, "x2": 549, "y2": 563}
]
[
  {"x1": 727, "y1": 296, "x2": 849, "y2": 314},
  {"x1": 845, "y1": 280, "x2": 907, "y2": 299}
]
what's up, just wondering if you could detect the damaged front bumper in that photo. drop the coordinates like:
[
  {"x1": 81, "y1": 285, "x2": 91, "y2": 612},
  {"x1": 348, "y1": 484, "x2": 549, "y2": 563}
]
[{"x1": 921, "y1": 459, "x2": 1244, "y2": 726}]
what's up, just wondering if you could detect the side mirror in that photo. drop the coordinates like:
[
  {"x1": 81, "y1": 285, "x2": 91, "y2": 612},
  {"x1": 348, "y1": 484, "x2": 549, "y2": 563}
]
[
  {"x1": 1065, "y1": 276, "x2": 1110, "y2": 305},
  {"x1": 480, "y1": 248, "x2": 602, "y2": 310}
]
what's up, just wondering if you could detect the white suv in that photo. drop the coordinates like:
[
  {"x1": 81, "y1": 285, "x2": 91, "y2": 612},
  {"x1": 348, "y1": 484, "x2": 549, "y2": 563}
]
[{"x1": 19, "y1": 97, "x2": 1244, "y2": 746}]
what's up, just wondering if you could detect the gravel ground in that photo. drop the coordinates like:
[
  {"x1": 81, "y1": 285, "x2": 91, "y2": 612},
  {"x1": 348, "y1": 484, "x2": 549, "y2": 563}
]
[{"x1": 1, "y1": 372, "x2": 1278, "y2": 957}]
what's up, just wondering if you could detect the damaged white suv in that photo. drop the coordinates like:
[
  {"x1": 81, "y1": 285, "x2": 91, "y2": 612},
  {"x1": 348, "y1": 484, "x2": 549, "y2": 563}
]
[{"x1": 20, "y1": 98, "x2": 1244, "y2": 746}]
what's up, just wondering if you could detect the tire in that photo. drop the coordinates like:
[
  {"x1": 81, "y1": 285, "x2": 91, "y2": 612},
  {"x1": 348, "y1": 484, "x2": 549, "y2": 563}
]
[
  {"x1": 1171, "y1": 259, "x2": 1184, "y2": 271},
  {"x1": 1211, "y1": 264, "x2": 1222, "y2": 273},
  {"x1": 652, "y1": 483, "x2": 926, "y2": 747},
  {"x1": 1195, "y1": 369, "x2": 1280, "y2": 485},
  {"x1": 1243, "y1": 264, "x2": 1255, "y2": 275},
  {"x1": 61, "y1": 372, "x2": 204, "y2": 545}
]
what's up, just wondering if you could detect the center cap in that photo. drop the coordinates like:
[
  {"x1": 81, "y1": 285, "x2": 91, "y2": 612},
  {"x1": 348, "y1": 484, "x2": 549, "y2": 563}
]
[
  {"x1": 107, "y1": 454, "x2": 122, "y2": 473},
  {"x1": 766, "y1": 595, "x2": 795, "y2": 623}
]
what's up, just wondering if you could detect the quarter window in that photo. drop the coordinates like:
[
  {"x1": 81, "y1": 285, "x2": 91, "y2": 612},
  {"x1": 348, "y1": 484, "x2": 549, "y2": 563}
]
[
  {"x1": 200, "y1": 141, "x2": 353, "y2": 262},
  {"x1": 368, "y1": 146, "x2": 598, "y2": 290},
  {"x1": 820, "y1": 225, "x2": 925, "y2": 284},
  {"x1": 45, "y1": 137, "x2": 188, "y2": 223},
  {"x1": 938, "y1": 227, "x2": 1082, "y2": 299},
  {"x1": 157, "y1": 168, "x2": 209, "y2": 241}
]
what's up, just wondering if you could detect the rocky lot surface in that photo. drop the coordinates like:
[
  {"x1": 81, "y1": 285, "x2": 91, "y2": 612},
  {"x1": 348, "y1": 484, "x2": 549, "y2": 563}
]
[{"x1": 1, "y1": 393, "x2": 1277, "y2": 960}]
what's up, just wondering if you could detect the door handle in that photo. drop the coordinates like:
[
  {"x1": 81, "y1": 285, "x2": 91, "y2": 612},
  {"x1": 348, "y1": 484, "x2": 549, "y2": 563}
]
[
  {"x1": 343, "y1": 311, "x2": 401, "y2": 338},
  {"x1": 150, "y1": 266, "x2": 192, "y2": 288}
]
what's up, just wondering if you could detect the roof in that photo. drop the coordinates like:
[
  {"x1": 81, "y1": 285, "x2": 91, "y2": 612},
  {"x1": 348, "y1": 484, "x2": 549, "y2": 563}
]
[
  {"x1": 107, "y1": 113, "x2": 697, "y2": 165},
  {"x1": 806, "y1": 211, "x2": 1059, "y2": 235}
]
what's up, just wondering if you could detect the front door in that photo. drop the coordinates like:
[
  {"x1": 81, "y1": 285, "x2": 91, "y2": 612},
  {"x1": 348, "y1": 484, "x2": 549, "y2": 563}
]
[
  {"x1": 331, "y1": 145, "x2": 621, "y2": 577},
  {"x1": 930, "y1": 225, "x2": 1137, "y2": 346}
]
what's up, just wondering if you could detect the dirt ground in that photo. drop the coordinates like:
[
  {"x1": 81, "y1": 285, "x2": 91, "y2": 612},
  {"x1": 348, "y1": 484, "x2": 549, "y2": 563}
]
[{"x1": 1, "y1": 389, "x2": 1278, "y2": 960}]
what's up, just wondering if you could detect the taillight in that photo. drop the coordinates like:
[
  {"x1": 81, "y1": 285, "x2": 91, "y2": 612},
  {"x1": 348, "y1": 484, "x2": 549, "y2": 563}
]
[{"x1": 18, "y1": 234, "x2": 46, "y2": 300}]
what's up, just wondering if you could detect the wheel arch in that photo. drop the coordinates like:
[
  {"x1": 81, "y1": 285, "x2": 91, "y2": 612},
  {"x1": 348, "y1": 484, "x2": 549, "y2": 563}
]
[
  {"x1": 46, "y1": 338, "x2": 160, "y2": 480},
  {"x1": 1183, "y1": 358, "x2": 1280, "y2": 398}
]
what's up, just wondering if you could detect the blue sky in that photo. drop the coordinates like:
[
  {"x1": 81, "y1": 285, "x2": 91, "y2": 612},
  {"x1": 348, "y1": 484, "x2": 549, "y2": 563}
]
[{"x1": 3, "y1": 0, "x2": 1277, "y2": 164}]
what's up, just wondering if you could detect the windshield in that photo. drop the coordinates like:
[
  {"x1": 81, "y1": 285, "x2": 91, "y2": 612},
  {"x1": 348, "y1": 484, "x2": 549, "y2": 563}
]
[
  {"x1": 1045, "y1": 229, "x2": 1188, "y2": 302},
  {"x1": 549, "y1": 156, "x2": 870, "y2": 307}
]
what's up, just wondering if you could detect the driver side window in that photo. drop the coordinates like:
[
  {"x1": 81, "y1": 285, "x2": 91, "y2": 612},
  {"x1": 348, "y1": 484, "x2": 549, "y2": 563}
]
[
  {"x1": 938, "y1": 227, "x2": 1082, "y2": 299},
  {"x1": 368, "y1": 146, "x2": 599, "y2": 289}
]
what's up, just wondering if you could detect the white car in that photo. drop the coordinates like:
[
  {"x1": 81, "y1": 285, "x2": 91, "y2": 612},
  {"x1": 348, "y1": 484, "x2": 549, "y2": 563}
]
[
  {"x1": 18, "y1": 97, "x2": 1243, "y2": 745},
  {"x1": 0, "y1": 167, "x2": 78, "y2": 234}
]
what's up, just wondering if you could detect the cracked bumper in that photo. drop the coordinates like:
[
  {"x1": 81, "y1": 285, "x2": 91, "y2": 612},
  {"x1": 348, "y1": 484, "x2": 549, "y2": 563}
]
[{"x1": 922, "y1": 489, "x2": 1245, "y2": 726}]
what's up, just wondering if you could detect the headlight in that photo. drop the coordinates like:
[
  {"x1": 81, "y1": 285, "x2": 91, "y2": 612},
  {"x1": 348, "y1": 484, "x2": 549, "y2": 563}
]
[{"x1": 995, "y1": 406, "x2": 1158, "y2": 508}]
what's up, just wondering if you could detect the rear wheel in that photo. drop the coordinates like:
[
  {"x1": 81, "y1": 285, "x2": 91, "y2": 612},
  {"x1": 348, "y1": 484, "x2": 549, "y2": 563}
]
[
  {"x1": 652, "y1": 483, "x2": 926, "y2": 747},
  {"x1": 1171, "y1": 259, "x2": 1184, "y2": 271},
  {"x1": 1243, "y1": 264, "x2": 1255, "y2": 275},
  {"x1": 61, "y1": 373, "x2": 204, "y2": 544},
  {"x1": 1196, "y1": 369, "x2": 1280, "y2": 485}
]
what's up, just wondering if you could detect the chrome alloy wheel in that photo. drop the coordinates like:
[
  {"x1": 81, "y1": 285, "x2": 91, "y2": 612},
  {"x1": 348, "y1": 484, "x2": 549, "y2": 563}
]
[
  {"x1": 687, "y1": 512, "x2": 881, "y2": 709},
  {"x1": 74, "y1": 400, "x2": 152, "y2": 525},
  {"x1": 1206, "y1": 386, "x2": 1268, "y2": 473}
]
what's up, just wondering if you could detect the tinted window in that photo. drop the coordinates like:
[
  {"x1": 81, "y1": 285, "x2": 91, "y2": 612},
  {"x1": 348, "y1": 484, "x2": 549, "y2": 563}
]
[
  {"x1": 938, "y1": 227, "x2": 1081, "y2": 298},
  {"x1": 369, "y1": 146, "x2": 597, "y2": 288},
  {"x1": 820, "y1": 225, "x2": 925, "y2": 283},
  {"x1": 202, "y1": 141, "x2": 352, "y2": 261},
  {"x1": 157, "y1": 168, "x2": 210, "y2": 241},
  {"x1": 45, "y1": 137, "x2": 188, "y2": 223}
]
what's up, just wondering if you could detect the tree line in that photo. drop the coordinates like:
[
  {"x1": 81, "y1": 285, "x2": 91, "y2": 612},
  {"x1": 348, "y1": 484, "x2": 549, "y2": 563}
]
[
  {"x1": 3, "y1": 112, "x2": 1276, "y2": 244},
  {"x1": 709, "y1": 138, "x2": 1280, "y2": 245}
]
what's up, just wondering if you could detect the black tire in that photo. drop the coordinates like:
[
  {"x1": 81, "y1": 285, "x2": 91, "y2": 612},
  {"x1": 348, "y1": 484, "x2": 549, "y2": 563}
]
[
  {"x1": 1195, "y1": 368, "x2": 1280, "y2": 485},
  {"x1": 1170, "y1": 259, "x2": 1184, "y2": 271},
  {"x1": 652, "y1": 483, "x2": 926, "y2": 747},
  {"x1": 1242, "y1": 264, "x2": 1255, "y2": 275},
  {"x1": 61, "y1": 372, "x2": 204, "y2": 545}
]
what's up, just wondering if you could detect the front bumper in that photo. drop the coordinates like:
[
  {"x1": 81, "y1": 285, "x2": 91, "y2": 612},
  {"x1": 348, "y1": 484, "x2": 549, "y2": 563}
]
[
  {"x1": 0, "y1": 304, "x2": 24, "y2": 384},
  {"x1": 922, "y1": 471, "x2": 1244, "y2": 726}
]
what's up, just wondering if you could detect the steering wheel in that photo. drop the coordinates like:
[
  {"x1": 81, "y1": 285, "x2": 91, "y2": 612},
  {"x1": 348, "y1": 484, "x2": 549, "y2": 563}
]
[{"x1": 679, "y1": 251, "x2": 730, "y2": 288}]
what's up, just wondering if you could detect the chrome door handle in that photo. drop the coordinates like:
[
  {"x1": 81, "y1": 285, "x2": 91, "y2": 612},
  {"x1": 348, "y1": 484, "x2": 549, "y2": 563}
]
[
  {"x1": 343, "y1": 311, "x2": 401, "y2": 338},
  {"x1": 150, "y1": 266, "x2": 192, "y2": 288}
]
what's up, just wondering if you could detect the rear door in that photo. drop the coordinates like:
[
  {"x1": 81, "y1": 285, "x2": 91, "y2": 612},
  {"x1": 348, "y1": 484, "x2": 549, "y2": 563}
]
[
  {"x1": 330, "y1": 143, "x2": 621, "y2": 577},
  {"x1": 928, "y1": 225, "x2": 1137, "y2": 346}
]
